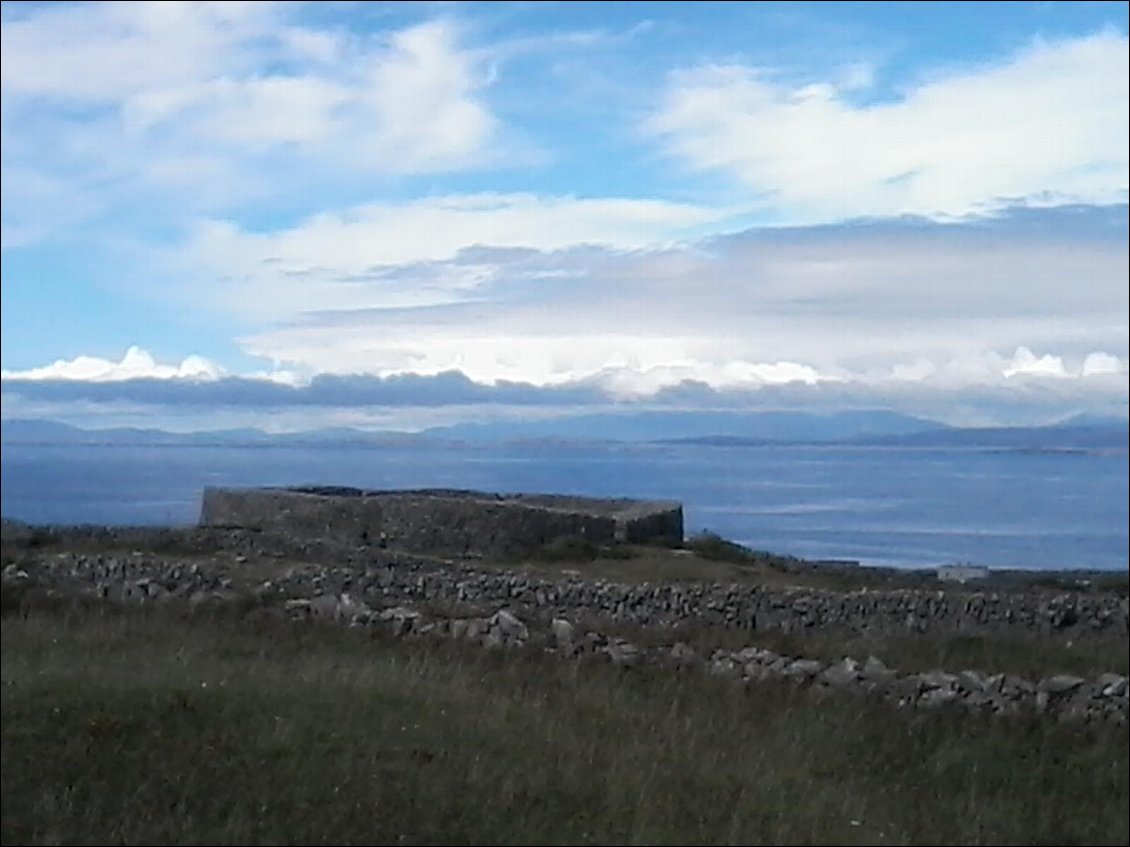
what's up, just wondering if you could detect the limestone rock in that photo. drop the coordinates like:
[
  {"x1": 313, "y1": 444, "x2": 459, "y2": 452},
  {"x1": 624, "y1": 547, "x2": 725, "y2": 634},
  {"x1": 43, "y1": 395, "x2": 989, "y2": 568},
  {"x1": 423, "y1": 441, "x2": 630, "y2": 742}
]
[
  {"x1": 489, "y1": 609, "x2": 529, "y2": 645},
  {"x1": 821, "y1": 657, "x2": 861, "y2": 688},
  {"x1": 862, "y1": 655, "x2": 897, "y2": 682},
  {"x1": 919, "y1": 687, "x2": 959, "y2": 708},
  {"x1": 1098, "y1": 673, "x2": 1128, "y2": 698},
  {"x1": 784, "y1": 659, "x2": 824, "y2": 679},
  {"x1": 669, "y1": 642, "x2": 701, "y2": 667},
  {"x1": 550, "y1": 617, "x2": 575, "y2": 650},
  {"x1": 605, "y1": 639, "x2": 641, "y2": 666},
  {"x1": 919, "y1": 670, "x2": 959, "y2": 690},
  {"x1": 958, "y1": 670, "x2": 989, "y2": 693},
  {"x1": 378, "y1": 605, "x2": 421, "y2": 635},
  {"x1": 1039, "y1": 674, "x2": 1086, "y2": 694}
]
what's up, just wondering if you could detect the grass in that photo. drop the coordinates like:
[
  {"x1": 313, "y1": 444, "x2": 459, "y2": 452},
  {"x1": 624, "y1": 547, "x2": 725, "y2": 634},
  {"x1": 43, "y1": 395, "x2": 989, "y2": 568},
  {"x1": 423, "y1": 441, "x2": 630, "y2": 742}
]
[{"x1": 2, "y1": 590, "x2": 1127, "y2": 846}]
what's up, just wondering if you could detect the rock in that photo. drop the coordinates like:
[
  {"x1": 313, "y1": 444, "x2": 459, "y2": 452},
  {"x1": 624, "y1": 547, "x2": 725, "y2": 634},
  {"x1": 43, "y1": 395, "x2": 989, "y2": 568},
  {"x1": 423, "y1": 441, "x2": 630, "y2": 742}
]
[
  {"x1": 378, "y1": 605, "x2": 420, "y2": 622},
  {"x1": 861, "y1": 655, "x2": 897, "y2": 682},
  {"x1": 489, "y1": 609, "x2": 529, "y2": 644},
  {"x1": 337, "y1": 593, "x2": 371, "y2": 624},
  {"x1": 919, "y1": 687, "x2": 959, "y2": 708},
  {"x1": 821, "y1": 658, "x2": 861, "y2": 688},
  {"x1": 1098, "y1": 673, "x2": 1127, "y2": 698},
  {"x1": 1039, "y1": 674, "x2": 1086, "y2": 694},
  {"x1": 1002, "y1": 675, "x2": 1037, "y2": 695},
  {"x1": 734, "y1": 646, "x2": 776, "y2": 665},
  {"x1": 144, "y1": 581, "x2": 168, "y2": 600},
  {"x1": 605, "y1": 639, "x2": 641, "y2": 666},
  {"x1": 308, "y1": 594, "x2": 341, "y2": 619},
  {"x1": 669, "y1": 642, "x2": 699, "y2": 665},
  {"x1": 709, "y1": 653, "x2": 741, "y2": 678},
  {"x1": 464, "y1": 618, "x2": 487, "y2": 642},
  {"x1": 962, "y1": 691, "x2": 992, "y2": 710},
  {"x1": 2, "y1": 563, "x2": 29, "y2": 582},
  {"x1": 378, "y1": 605, "x2": 421, "y2": 635},
  {"x1": 958, "y1": 670, "x2": 989, "y2": 693},
  {"x1": 784, "y1": 659, "x2": 824, "y2": 679},
  {"x1": 983, "y1": 673, "x2": 1005, "y2": 693},
  {"x1": 919, "y1": 670, "x2": 959, "y2": 690},
  {"x1": 550, "y1": 618, "x2": 576, "y2": 649}
]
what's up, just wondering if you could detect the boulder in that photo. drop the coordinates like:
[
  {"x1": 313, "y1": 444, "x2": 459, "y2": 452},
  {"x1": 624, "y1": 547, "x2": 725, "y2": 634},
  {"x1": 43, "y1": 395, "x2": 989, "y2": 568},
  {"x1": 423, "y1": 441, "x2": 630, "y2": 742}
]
[
  {"x1": 1039, "y1": 674, "x2": 1086, "y2": 694},
  {"x1": 489, "y1": 609, "x2": 529, "y2": 645},
  {"x1": 550, "y1": 618, "x2": 576, "y2": 650},
  {"x1": 821, "y1": 658, "x2": 861, "y2": 688}
]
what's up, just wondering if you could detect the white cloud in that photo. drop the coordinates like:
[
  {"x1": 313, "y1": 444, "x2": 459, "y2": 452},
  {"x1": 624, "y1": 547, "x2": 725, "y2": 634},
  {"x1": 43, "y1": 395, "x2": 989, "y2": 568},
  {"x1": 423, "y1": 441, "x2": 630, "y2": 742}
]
[
  {"x1": 1003, "y1": 346, "x2": 1068, "y2": 379},
  {"x1": 0, "y1": 1, "x2": 277, "y2": 101},
  {"x1": 886, "y1": 347, "x2": 1129, "y2": 387},
  {"x1": 112, "y1": 19, "x2": 498, "y2": 171},
  {"x1": 200, "y1": 207, "x2": 1126, "y2": 388},
  {"x1": 1, "y1": 346, "x2": 224, "y2": 382},
  {"x1": 647, "y1": 32, "x2": 1129, "y2": 221},
  {"x1": 161, "y1": 193, "x2": 726, "y2": 320},
  {"x1": 593, "y1": 360, "x2": 826, "y2": 399},
  {"x1": 1082, "y1": 351, "x2": 1126, "y2": 377},
  {"x1": 361, "y1": 20, "x2": 497, "y2": 171},
  {"x1": 1, "y1": 6, "x2": 508, "y2": 245}
]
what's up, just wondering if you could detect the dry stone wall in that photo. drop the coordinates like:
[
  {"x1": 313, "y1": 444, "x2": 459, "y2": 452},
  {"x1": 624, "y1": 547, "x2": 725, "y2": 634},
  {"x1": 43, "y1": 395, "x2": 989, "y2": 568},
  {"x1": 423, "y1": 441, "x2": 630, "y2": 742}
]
[
  {"x1": 5, "y1": 548, "x2": 1127, "y2": 724},
  {"x1": 4, "y1": 526, "x2": 1126, "y2": 640},
  {"x1": 199, "y1": 487, "x2": 684, "y2": 556}
]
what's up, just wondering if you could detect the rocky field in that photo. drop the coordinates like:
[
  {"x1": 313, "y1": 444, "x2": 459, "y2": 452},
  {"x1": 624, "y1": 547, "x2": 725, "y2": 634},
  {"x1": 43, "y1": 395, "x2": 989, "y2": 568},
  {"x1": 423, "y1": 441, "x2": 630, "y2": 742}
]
[{"x1": 2, "y1": 522, "x2": 1128, "y2": 845}]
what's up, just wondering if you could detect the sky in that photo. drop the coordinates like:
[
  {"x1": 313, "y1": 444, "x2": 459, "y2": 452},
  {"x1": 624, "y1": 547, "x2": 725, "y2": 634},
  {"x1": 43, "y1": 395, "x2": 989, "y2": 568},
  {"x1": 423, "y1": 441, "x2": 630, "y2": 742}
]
[{"x1": 1, "y1": 0, "x2": 1127, "y2": 432}]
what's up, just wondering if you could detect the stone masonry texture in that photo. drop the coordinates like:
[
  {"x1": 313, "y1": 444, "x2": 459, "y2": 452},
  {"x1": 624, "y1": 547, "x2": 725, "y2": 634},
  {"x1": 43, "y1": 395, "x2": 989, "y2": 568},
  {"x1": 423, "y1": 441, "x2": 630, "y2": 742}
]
[{"x1": 199, "y1": 486, "x2": 685, "y2": 557}]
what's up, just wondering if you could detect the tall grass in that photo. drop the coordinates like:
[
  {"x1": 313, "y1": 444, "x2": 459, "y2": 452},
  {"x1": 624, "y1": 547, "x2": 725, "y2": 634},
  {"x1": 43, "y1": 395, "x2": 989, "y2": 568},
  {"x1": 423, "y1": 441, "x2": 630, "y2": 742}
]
[{"x1": 3, "y1": 594, "x2": 1126, "y2": 846}]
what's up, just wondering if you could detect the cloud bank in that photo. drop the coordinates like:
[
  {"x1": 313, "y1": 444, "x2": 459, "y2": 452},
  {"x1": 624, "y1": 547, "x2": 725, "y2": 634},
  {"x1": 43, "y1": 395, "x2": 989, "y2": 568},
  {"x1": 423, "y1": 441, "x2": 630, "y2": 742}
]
[
  {"x1": 3, "y1": 204, "x2": 1126, "y2": 429},
  {"x1": 173, "y1": 205, "x2": 1128, "y2": 393}
]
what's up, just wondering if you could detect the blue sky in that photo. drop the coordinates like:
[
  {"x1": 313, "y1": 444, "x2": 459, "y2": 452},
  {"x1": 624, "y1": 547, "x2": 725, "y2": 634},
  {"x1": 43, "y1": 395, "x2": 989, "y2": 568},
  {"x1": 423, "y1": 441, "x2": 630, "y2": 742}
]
[{"x1": 1, "y1": 1, "x2": 1127, "y2": 431}]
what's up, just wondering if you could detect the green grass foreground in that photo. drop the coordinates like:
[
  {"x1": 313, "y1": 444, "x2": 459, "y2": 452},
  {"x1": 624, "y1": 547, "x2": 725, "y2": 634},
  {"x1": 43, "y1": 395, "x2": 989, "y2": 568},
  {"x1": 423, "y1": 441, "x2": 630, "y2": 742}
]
[{"x1": 2, "y1": 597, "x2": 1127, "y2": 846}]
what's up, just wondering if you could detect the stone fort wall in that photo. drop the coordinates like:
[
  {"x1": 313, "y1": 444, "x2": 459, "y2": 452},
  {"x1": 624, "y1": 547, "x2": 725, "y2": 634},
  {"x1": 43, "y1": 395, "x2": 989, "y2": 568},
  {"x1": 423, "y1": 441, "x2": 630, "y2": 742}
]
[{"x1": 199, "y1": 487, "x2": 684, "y2": 557}]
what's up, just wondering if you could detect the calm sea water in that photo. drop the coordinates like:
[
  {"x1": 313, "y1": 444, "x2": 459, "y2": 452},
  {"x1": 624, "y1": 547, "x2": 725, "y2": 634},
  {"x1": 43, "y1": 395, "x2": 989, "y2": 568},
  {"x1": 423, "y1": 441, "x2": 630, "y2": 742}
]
[{"x1": 1, "y1": 441, "x2": 1126, "y2": 571}]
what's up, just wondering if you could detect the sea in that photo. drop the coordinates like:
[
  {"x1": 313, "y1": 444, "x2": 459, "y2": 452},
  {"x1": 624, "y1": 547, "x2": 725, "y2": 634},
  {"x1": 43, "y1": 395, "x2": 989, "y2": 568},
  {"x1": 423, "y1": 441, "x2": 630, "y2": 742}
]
[{"x1": 1, "y1": 440, "x2": 1126, "y2": 572}]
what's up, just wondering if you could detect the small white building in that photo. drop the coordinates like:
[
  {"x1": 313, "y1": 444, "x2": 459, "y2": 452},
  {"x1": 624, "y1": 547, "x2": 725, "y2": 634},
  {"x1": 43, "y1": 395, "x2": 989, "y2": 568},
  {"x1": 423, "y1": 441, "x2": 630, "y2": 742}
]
[{"x1": 936, "y1": 563, "x2": 990, "y2": 584}]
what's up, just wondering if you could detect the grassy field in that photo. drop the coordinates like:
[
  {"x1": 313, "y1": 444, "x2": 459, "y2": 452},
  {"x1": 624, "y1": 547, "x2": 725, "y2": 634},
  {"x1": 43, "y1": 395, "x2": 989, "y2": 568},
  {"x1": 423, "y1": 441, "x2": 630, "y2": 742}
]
[{"x1": 2, "y1": 589, "x2": 1127, "y2": 846}]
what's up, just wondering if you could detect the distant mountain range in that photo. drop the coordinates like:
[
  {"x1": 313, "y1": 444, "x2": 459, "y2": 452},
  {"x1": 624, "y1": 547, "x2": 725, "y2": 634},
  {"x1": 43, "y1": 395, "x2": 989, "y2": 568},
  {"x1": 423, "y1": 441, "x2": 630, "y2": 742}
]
[
  {"x1": 426, "y1": 409, "x2": 949, "y2": 443},
  {"x1": 0, "y1": 419, "x2": 423, "y2": 447},
  {"x1": 2, "y1": 411, "x2": 1126, "y2": 450}
]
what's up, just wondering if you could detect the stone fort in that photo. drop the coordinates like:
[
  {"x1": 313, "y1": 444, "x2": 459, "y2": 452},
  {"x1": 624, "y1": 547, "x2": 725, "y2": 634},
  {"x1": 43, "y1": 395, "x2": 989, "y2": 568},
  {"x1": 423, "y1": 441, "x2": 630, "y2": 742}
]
[{"x1": 199, "y1": 486, "x2": 684, "y2": 557}]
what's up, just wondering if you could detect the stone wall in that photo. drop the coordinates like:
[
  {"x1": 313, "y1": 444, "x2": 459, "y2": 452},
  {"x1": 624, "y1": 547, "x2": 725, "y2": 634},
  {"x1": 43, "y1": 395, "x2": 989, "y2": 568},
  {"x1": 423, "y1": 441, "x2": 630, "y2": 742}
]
[
  {"x1": 199, "y1": 487, "x2": 684, "y2": 557},
  {"x1": 14, "y1": 526, "x2": 1125, "y2": 641},
  {"x1": 5, "y1": 549, "x2": 1126, "y2": 724},
  {"x1": 360, "y1": 556, "x2": 1126, "y2": 639}
]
